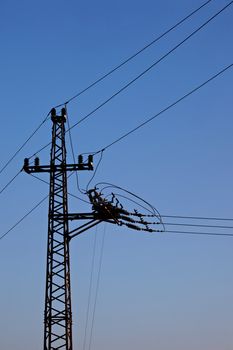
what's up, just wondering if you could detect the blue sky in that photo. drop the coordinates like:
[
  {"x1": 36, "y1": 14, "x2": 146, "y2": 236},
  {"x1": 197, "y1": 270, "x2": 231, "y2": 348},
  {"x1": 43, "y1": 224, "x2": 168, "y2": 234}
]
[{"x1": 0, "y1": 1, "x2": 233, "y2": 349}]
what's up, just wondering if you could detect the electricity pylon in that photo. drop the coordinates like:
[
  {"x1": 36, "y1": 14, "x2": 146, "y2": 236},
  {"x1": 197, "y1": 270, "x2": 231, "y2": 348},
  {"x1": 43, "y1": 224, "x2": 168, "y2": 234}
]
[
  {"x1": 23, "y1": 108, "x2": 94, "y2": 350},
  {"x1": 23, "y1": 107, "x2": 163, "y2": 350}
]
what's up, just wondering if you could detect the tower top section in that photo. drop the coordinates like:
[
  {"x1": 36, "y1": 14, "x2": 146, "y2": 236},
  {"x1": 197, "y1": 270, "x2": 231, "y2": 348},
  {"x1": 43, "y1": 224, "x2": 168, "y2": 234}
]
[{"x1": 51, "y1": 107, "x2": 67, "y2": 123}]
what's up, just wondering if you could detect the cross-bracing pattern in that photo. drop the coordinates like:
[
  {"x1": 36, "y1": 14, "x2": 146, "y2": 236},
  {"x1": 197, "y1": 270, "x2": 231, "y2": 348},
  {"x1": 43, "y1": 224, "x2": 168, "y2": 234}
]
[{"x1": 44, "y1": 113, "x2": 73, "y2": 350}]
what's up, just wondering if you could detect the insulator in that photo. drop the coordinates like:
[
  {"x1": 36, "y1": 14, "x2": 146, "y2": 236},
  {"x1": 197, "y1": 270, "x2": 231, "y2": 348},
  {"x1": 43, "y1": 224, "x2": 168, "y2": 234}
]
[
  {"x1": 126, "y1": 223, "x2": 141, "y2": 231},
  {"x1": 78, "y1": 155, "x2": 83, "y2": 164},
  {"x1": 61, "y1": 108, "x2": 66, "y2": 117},
  {"x1": 133, "y1": 210, "x2": 143, "y2": 217},
  {"x1": 88, "y1": 154, "x2": 93, "y2": 164},
  {"x1": 145, "y1": 228, "x2": 153, "y2": 233},
  {"x1": 24, "y1": 158, "x2": 29, "y2": 167},
  {"x1": 34, "y1": 157, "x2": 40, "y2": 166},
  {"x1": 51, "y1": 108, "x2": 56, "y2": 118},
  {"x1": 119, "y1": 215, "x2": 134, "y2": 223},
  {"x1": 117, "y1": 208, "x2": 129, "y2": 215},
  {"x1": 88, "y1": 154, "x2": 94, "y2": 170}
]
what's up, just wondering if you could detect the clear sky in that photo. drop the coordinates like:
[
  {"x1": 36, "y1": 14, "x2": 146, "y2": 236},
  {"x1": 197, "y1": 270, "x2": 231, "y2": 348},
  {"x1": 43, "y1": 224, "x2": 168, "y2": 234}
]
[{"x1": 0, "y1": 1, "x2": 233, "y2": 349}]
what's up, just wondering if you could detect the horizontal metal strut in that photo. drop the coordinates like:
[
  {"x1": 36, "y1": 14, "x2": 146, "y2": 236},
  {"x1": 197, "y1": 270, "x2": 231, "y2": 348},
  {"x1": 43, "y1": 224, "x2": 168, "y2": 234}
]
[{"x1": 23, "y1": 162, "x2": 93, "y2": 173}]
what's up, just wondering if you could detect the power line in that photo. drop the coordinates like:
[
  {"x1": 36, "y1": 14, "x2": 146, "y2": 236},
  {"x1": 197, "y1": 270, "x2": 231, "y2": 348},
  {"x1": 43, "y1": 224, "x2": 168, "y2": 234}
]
[
  {"x1": 164, "y1": 222, "x2": 233, "y2": 229},
  {"x1": 28, "y1": 141, "x2": 51, "y2": 161},
  {"x1": 0, "y1": 0, "x2": 215, "y2": 182},
  {"x1": 88, "y1": 224, "x2": 106, "y2": 350},
  {"x1": 98, "y1": 191, "x2": 233, "y2": 229},
  {"x1": 87, "y1": 182, "x2": 233, "y2": 224},
  {"x1": 1, "y1": 1, "x2": 214, "y2": 171},
  {"x1": 65, "y1": 105, "x2": 85, "y2": 195},
  {"x1": 55, "y1": 0, "x2": 214, "y2": 107},
  {"x1": 0, "y1": 195, "x2": 47, "y2": 241},
  {"x1": 0, "y1": 112, "x2": 50, "y2": 175},
  {"x1": 95, "y1": 182, "x2": 162, "y2": 219},
  {"x1": 28, "y1": 175, "x2": 233, "y2": 223},
  {"x1": 161, "y1": 214, "x2": 233, "y2": 221},
  {"x1": 83, "y1": 227, "x2": 98, "y2": 350},
  {"x1": 0, "y1": 1, "x2": 228, "y2": 203},
  {"x1": 92, "y1": 183, "x2": 233, "y2": 233},
  {"x1": 29, "y1": 173, "x2": 90, "y2": 204},
  {"x1": 86, "y1": 151, "x2": 104, "y2": 192},
  {"x1": 164, "y1": 230, "x2": 233, "y2": 237},
  {"x1": 67, "y1": 1, "x2": 233, "y2": 134},
  {"x1": 97, "y1": 62, "x2": 233, "y2": 152},
  {"x1": 9, "y1": 1, "x2": 216, "y2": 165},
  {"x1": 1, "y1": 169, "x2": 232, "y2": 244},
  {"x1": 1, "y1": 187, "x2": 233, "y2": 243},
  {"x1": 27, "y1": 1, "x2": 233, "y2": 160},
  {"x1": 0, "y1": 169, "x2": 22, "y2": 196}
]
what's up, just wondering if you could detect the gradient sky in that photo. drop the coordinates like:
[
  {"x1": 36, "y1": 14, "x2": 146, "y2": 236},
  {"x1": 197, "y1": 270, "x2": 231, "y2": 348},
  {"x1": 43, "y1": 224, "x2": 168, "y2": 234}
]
[{"x1": 0, "y1": 1, "x2": 233, "y2": 349}]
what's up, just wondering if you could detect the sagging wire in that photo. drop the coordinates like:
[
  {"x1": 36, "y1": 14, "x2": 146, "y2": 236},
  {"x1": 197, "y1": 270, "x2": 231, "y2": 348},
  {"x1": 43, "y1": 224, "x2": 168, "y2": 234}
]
[
  {"x1": 96, "y1": 186, "x2": 233, "y2": 234},
  {"x1": 85, "y1": 150, "x2": 104, "y2": 193},
  {"x1": 0, "y1": 194, "x2": 48, "y2": 241},
  {"x1": 65, "y1": 1, "x2": 233, "y2": 135},
  {"x1": 88, "y1": 223, "x2": 106, "y2": 350},
  {"x1": 3, "y1": 0, "x2": 214, "y2": 174},
  {"x1": 0, "y1": 111, "x2": 51, "y2": 175},
  {"x1": 87, "y1": 184, "x2": 165, "y2": 233},
  {"x1": 65, "y1": 104, "x2": 86, "y2": 195},
  {"x1": 104, "y1": 192, "x2": 157, "y2": 217},
  {"x1": 29, "y1": 173, "x2": 90, "y2": 204},
  {"x1": 96, "y1": 182, "x2": 163, "y2": 222},
  {"x1": 83, "y1": 226, "x2": 98, "y2": 350},
  {"x1": 0, "y1": 169, "x2": 22, "y2": 196},
  {"x1": 0, "y1": 0, "x2": 217, "y2": 181},
  {"x1": 165, "y1": 230, "x2": 233, "y2": 237},
  {"x1": 26, "y1": 2, "x2": 233, "y2": 162},
  {"x1": 163, "y1": 222, "x2": 233, "y2": 230},
  {"x1": 54, "y1": 0, "x2": 214, "y2": 108}
]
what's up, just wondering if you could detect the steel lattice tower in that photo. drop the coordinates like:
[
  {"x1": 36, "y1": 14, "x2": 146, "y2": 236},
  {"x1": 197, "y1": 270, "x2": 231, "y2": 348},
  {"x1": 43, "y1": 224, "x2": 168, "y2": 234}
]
[
  {"x1": 23, "y1": 107, "x2": 162, "y2": 350},
  {"x1": 44, "y1": 109, "x2": 72, "y2": 350},
  {"x1": 24, "y1": 108, "x2": 93, "y2": 350}
]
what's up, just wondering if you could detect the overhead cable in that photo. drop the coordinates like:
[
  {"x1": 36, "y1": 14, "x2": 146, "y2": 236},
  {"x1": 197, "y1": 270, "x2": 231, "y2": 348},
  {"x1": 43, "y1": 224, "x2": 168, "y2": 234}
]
[
  {"x1": 96, "y1": 63, "x2": 233, "y2": 153},
  {"x1": 1, "y1": 0, "x2": 214, "y2": 171},
  {"x1": 0, "y1": 112, "x2": 50, "y2": 175},
  {"x1": 28, "y1": 175, "x2": 233, "y2": 223},
  {"x1": 67, "y1": 0, "x2": 233, "y2": 133},
  {"x1": 1, "y1": 192, "x2": 233, "y2": 242},
  {"x1": 165, "y1": 230, "x2": 233, "y2": 237},
  {"x1": 65, "y1": 105, "x2": 85, "y2": 195},
  {"x1": 95, "y1": 182, "x2": 162, "y2": 219},
  {"x1": 0, "y1": 169, "x2": 22, "y2": 196},
  {"x1": 55, "y1": 0, "x2": 214, "y2": 107},
  {"x1": 0, "y1": 1, "x2": 214, "y2": 175},
  {"x1": 101, "y1": 191, "x2": 233, "y2": 225},
  {"x1": 164, "y1": 222, "x2": 233, "y2": 229},
  {"x1": 27, "y1": 1, "x2": 233, "y2": 160},
  {"x1": 83, "y1": 227, "x2": 98, "y2": 350},
  {"x1": 88, "y1": 224, "x2": 106, "y2": 350},
  {"x1": 86, "y1": 151, "x2": 104, "y2": 192},
  {"x1": 29, "y1": 173, "x2": 90, "y2": 204},
  {"x1": 161, "y1": 214, "x2": 233, "y2": 221},
  {"x1": 0, "y1": 195, "x2": 47, "y2": 241}
]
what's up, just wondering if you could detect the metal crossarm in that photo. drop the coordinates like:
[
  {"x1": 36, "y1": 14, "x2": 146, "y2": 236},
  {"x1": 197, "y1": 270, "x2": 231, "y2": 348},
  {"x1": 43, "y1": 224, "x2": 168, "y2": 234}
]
[{"x1": 23, "y1": 163, "x2": 93, "y2": 173}]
